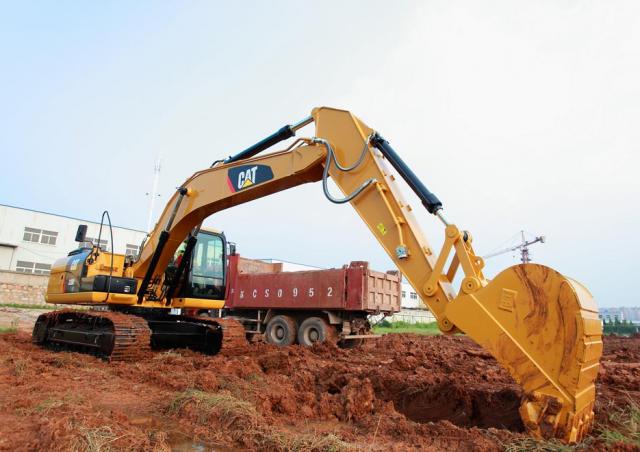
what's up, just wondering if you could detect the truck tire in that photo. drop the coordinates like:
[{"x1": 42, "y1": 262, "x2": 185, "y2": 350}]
[
  {"x1": 265, "y1": 315, "x2": 297, "y2": 347},
  {"x1": 297, "y1": 317, "x2": 336, "y2": 347}
]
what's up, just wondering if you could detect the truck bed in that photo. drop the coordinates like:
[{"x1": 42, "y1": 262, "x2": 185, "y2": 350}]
[{"x1": 226, "y1": 256, "x2": 401, "y2": 313}]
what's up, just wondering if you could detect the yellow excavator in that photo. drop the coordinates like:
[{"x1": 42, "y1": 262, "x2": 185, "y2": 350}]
[{"x1": 33, "y1": 107, "x2": 602, "y2": 443}]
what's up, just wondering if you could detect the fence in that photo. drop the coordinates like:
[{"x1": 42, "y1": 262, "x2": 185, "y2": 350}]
[
  {"x1": 371, "y1": 308, "x2": 436, "y2": 325},
  {"x1": 0, "y1": 270, "x2": 48, "y2": 305}
]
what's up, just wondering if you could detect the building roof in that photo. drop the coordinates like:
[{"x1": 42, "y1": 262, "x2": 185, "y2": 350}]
[{"x1": 0, "y1": 203, "x2": 147, "y2": 234}]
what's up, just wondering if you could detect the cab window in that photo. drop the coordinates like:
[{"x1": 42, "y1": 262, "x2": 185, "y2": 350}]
[{"x1": 188, "y1": 232, "x2": 225, "y2": 299}]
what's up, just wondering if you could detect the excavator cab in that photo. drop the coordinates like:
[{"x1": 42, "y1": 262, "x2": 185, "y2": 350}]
[{"x1": 166, "y1": 230, "x2": 228, "y2": 302}]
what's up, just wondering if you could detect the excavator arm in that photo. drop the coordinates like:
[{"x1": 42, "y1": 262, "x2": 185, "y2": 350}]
[{"x1": 131, "y1": 106, "x2": 601, "y2": 443}]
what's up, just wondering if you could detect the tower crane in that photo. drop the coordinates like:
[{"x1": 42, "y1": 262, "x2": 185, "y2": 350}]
[{"x1": 483, "y1": 230, "x2": 545, "y2": 263}]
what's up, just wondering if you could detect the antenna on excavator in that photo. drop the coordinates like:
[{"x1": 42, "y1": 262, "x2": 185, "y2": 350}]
[{"x1": 483, "y1": 230, "x2": 546, "y2": 263}]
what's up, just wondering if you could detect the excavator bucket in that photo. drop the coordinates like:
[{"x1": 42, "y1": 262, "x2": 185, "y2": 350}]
[{"x1": 444, "y1": 264, "x2": 602, "y2": 443}]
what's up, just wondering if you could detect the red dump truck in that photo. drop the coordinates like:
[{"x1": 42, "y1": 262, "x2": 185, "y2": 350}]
[{"x1": 196, "y1": 254, "x2": 402, "y2": 348}]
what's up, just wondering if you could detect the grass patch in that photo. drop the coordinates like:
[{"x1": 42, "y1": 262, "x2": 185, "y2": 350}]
[
  {"x1": 503, "y1": 438, "x2": 577, "y2": 452},
  {"x1": 151, "y1": 349, "x2": 186, "y2": 363},
  {"x1": 33, "y1": 397, "x2": 66, "y2": 414},
  {"x1": 11, "y1": 392, "x2": 74, "y2": 418},
  {"x1": 0, "y1": 319, "x2": 19, "y2": 334},
  {"x1": 9, "y1": 356, "x2": 27, "y2": 377},
  {"x1": 0, "y1": 303, "x2": 55, "y2": 310},
  {"x1": 167, "y1": 389, "x2": 353, "y2": 451},
  {"x1": 49, "y1": 353, "x2": 83, "y2": 368},
  {"x1": 597, "y1": 397, "x2": 640, "y2": 447},
  {"x1": 71, "y1": 425, "x2": 121, "y2": 452},
  {"x1": 18, "y1": 393, "x2": 85, "y2": 416},
  {"x1": 259, "y1": 431, "x2": 352, "y2": 452},
  {"x1": 373, "y1": 320, "x2": 441, "y2": 335},
  {"x1": 168, "y1": 389, "x2": 259, "y2": 427},
  {"x1": 246, "y1": 372, "x2": 264, "y2": 383}
]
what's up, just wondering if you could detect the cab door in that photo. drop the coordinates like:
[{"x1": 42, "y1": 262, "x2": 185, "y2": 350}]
[{"x1": 184, "y1": 231, "x2": 226, "y2": 299}]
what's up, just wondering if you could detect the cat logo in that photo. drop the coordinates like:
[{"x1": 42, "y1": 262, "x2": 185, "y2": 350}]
[{"x1": 227, "y1": 164, "x2": 274, "y2": 193}]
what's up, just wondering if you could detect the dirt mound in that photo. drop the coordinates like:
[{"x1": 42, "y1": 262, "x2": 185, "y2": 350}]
[{"x1": 0, "y1": 331, "x2": 638, "y2": 450}]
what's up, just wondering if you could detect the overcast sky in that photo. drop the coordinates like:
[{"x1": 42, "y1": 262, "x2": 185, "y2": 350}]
[{"x1": 1, "y1": 1, "x2": 638, "y2": 307}]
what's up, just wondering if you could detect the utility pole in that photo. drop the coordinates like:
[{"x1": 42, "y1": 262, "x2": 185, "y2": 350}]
[{"x1": 146, "y1": 157, "x2": 162, "y2": 233}]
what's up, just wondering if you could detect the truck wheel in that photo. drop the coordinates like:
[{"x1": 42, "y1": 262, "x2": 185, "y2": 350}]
[
  {"x1": 297, "y1": 317, "x2": 336, "y2": 347},
  {"x1": 265, "y1": 315, "x2": 297, "y2": 347}
]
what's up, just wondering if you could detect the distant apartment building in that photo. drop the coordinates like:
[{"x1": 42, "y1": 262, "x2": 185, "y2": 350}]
[
  {"x1": 598, "y1": 306, "x2": 640, "y2": 324},
  {"x1": 620, "y1": 307, "x2": 640, "y2": 323},
  {"x1": 599, "y1": 307, "x2": 624, "y2": 323},
  {"x1": 0, "y1": 204, "x2": 147, "y2": 275}
]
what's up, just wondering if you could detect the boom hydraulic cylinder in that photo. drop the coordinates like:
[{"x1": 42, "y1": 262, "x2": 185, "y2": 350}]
[{"x1": 371, "y1": 133, "x2": 443, "y2": 214}]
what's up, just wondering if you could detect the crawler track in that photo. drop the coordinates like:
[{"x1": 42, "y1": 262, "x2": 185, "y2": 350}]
[
  {"x1": 32, "y1": 309, "x2": 248, "y2": 361},
  {"x1": 172, "y1": 315, "x2": 248, "y2": 354},
  {"x1": 213, "y1": 317, "x2": 249, "y2": 355},
  {"x1": 32, "y1": 309, "x2": 151, "y2": 361}
]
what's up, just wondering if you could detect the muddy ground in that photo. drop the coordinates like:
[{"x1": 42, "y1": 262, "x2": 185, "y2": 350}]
[{"x1": 0, "y1": 323, "x2": 638, "y2": 451}]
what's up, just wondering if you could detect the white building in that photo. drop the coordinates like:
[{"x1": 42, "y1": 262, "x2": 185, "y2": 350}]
[
  {"x1": 620, "y1": 307, "x2": 640, "y2": 324},
  {"x1": 598, "y1": 307, "x2": 624, "y2": 323},
  {"x1": 0, "y1": 204, "x2": 147, "y2": 275},
  {"x1": 400, "y1": 283, "x2": 423, "y2": 309}
]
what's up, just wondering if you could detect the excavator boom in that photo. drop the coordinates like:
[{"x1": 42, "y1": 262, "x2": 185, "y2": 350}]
[{"x1": 45, "y1": 107, "x2": 602, "y2": 443}]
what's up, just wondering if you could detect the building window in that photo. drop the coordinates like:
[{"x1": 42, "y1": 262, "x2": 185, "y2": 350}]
[
  {"x1": 40, "y1": 230, "x2": 58, "y2": 245},
  {"x1": 23, "y1": 227, "x2": 41, "y2": 243},
  {"x1": 15, "y1": 261, "x2": 51, "y2": 275},
  {"x1": 410, "y1": 292, "x2": 418, "y2": 300},
  {"x1": 22, "y1": 227, "x2": 58, "y2": 245},
  {"x1": 401, "y1": 290, "x2": 406, "y2": 298},
  {"x1": 125, "y1": 244, "x2": 139, "y2": 256},
  {"x1": 15, "y1": 260, "x2": 35, "y2": 273},
  {"x1": 85, "y1": 237, "x2": 109, "y2": 251},
  {"x1": 34, "y1": 263, "x2": 51, "y2": 275}
]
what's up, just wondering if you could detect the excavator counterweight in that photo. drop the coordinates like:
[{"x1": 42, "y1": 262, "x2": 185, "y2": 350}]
[{"x1": 36, "y1": 106, "x2": 601, "y2": 443}]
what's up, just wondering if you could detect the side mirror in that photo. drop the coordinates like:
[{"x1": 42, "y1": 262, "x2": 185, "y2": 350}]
[
  {"x1": 228, "y1": 242, "x2": 237, "y2": 256},
  {"x1": 75, "y1": 224, "x2": 88, "y2": 243}
]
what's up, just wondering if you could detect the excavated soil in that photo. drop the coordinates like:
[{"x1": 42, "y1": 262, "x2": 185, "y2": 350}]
[{"x1": 0, "y1": 330, "x2": 638, "y2": 451}]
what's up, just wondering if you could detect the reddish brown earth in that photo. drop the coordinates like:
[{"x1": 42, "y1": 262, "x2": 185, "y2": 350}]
[{"x1": 0, "y1": 331, "x2": 638, "y2": 451}]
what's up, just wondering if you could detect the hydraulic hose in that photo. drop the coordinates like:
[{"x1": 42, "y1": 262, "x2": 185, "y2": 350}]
[{"x1": 314, "y1": 135, "x2": 376, "y2": 204}]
